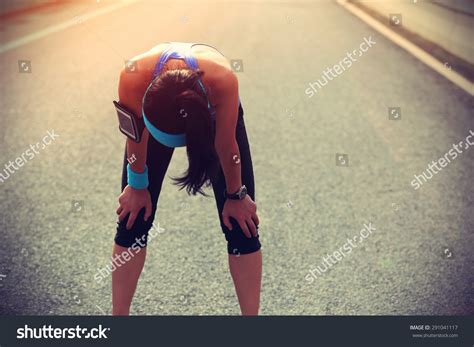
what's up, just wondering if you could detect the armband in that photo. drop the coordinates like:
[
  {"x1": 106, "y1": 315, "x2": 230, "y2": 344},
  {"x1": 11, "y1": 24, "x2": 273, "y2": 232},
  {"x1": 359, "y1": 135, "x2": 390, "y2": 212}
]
[{"x1": 113, "y1": 100, "x2": 145, "y2": 143}]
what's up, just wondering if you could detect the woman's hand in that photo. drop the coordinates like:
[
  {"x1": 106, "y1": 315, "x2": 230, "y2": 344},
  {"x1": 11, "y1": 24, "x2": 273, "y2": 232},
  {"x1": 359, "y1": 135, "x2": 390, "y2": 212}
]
[
  {"x1": 222, "y1": 195, "x2": 260, "y2": 238},
  {"x1": 116, "y1": 185, "x2": 152, "y2": 230}
]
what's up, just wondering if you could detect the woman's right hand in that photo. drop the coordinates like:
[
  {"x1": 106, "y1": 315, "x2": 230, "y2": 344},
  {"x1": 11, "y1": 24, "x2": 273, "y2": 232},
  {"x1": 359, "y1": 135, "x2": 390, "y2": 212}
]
[{"x1": 116, "y1": 185, "x2": 152, "y2": 230}]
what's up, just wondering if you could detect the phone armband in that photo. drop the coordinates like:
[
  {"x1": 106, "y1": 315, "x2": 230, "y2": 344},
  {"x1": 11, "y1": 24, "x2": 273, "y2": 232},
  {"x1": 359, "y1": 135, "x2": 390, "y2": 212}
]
[{"x1": 113, "y1": 100, "x2": 145, "y2": 143}]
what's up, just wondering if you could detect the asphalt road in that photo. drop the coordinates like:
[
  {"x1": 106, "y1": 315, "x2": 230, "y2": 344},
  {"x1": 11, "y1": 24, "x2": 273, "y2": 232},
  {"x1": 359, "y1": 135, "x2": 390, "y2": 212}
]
[{"x1": 0, "y1": 0, "x2": 473, "y2": 315}]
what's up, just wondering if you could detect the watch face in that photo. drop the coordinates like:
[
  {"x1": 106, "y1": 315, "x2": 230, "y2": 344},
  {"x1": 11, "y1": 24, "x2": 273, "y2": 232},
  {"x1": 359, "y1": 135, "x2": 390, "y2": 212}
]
[{"x1": 239, "y1": 186, "x2": 247, "y2": 199}]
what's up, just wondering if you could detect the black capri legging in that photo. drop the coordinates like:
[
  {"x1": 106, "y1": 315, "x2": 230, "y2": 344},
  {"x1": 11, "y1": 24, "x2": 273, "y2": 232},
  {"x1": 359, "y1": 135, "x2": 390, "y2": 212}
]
[{"x1": 114, "y1": 104, "x2": 261, "y2": 255}]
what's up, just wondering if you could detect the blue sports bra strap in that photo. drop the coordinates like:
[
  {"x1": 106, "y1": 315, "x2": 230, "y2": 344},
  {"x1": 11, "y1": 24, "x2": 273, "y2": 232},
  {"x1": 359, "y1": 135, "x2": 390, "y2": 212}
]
[
  {"x1": 153, "y1": 45, "x2": 172, "y2": 78},
  {"x1": 183, "y1": 44, "x2": 199, "y2": 70}
]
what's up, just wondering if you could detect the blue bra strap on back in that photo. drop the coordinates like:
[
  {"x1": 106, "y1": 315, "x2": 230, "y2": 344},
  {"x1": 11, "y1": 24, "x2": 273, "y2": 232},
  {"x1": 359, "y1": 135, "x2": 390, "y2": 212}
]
[
  {"x1": 153, "y1": 42, "x2": 198, "y2": 78},
  {"x1": 141, "y1": 80, "x2": 186, "y2": 148}
]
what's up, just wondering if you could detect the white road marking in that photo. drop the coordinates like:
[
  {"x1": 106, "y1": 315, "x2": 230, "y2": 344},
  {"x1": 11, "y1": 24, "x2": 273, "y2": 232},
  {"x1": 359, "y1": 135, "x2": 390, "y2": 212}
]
[
  {"x1": 95, "y1": 304, "x2": 106, "y2": 314},
  {"x1": 0, "y1": 0, "x2": 138, "y2": 54},
  {"x1": 337, "y1": 0, "x2": 474, "y2": 96}
]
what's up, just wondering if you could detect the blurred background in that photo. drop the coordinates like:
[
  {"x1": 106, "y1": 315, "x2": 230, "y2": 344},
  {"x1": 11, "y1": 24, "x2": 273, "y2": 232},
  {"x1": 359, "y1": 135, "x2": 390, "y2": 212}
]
[{"x1": 0, "y1": 0, "x2": 473, "y2": 315}]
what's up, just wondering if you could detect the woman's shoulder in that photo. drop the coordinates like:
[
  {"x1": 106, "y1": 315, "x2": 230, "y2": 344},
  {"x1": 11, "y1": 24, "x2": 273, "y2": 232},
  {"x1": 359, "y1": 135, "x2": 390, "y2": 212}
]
[
  {"x1": 119, "y1": 49, "x2": 162, "y2": 87},
  {"x1": 117, "y1": 46, "x2": 166, "y2": 110},
  {"x1": 196, "y1": 50, "x2": 237, "y2": 95},
  {"x1": 119, "y1": 43, "x2": 174, "y2": 87},
  {"x1": 116, "y1": 59, "x2": 154, "y2": 115},
  {"x1": 201, "y1": 59, "x2": 238, "y2": 98}
]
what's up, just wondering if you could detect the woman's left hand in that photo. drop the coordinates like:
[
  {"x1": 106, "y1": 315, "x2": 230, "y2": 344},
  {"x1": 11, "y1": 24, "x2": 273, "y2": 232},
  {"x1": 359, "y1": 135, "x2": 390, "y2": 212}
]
[{"x1": 222, "y1": 195, "x2": 259, "y2": 238}]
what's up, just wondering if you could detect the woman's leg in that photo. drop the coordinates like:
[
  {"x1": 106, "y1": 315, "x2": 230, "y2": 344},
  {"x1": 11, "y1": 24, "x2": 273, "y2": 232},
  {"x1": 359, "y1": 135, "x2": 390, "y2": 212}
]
[
  {"x1": 112, "y1": 245, "x2": 146, "y2": 315},
  {"x1": 112, "y1": 138, "x2": 174, "y2": 315},
  {"x1": 211, "y1": 104, "x2": 262, "y2": 315},
  {"x1": 228, "y1": 250, "x2": 262, "y2": 315}
]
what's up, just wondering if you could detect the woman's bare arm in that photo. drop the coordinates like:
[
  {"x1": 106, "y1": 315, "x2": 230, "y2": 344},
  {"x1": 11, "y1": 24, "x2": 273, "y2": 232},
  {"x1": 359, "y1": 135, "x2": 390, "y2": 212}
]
[
  {"x1": 116, "y1": 67, "x2": 153, "y2": 229},
  {"x1": 213, "y1": 70, "x2": 241, "y2": 193},
  {"x1": 118, "y1": 67, "x2": 149, "y2": 174},
  {"x1": 213, "y1": 69, "x2": 259, "y2": 237}
]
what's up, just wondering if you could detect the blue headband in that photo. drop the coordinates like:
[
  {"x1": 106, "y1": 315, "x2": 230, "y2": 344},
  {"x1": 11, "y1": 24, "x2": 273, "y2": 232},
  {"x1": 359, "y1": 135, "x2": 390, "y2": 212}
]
[
  {"x1": 141, "y1": 78, "x2": 211, "y2": 148},
  {"x1": 141, "y1": 79, "x2": 186, "y2": 148}
]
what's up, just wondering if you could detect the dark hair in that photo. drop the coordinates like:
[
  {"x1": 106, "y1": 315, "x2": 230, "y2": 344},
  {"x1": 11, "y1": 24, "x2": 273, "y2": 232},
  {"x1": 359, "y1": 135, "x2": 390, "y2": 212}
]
[{"x1": 143, "y1": 68, "x2": 219, "y2": 195}]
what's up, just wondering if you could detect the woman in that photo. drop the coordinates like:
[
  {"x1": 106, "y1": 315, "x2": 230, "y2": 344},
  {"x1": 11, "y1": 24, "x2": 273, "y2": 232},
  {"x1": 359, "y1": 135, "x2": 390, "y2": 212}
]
[{"x1": 113, "y1": 42, "x2": 262, "y2": 315}]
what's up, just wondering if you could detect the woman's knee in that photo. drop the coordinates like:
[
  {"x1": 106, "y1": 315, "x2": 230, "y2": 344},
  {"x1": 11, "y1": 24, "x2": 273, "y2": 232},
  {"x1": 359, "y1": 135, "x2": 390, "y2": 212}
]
[
  {"x1": 114, "y1": 210, "x2": 155, "y2": 249},
  {"x1": 223, "y1": 220, "x2": 261, "y2": 256}
]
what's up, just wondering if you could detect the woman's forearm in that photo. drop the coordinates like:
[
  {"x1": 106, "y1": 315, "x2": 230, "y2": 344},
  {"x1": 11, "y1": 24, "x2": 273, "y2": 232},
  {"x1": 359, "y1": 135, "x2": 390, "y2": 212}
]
[
  {"x1": 216, "y1": 138, "x2": 242, "y2": 193},
  {"x1": 127, "y1": 130, "x2": 149, "y2": 173}
]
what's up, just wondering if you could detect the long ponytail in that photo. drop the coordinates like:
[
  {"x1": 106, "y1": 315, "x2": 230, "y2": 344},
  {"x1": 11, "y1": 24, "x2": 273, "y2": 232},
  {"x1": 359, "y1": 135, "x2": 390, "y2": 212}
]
[{"x1": 143, "y1": 68, "x2": 219, "y2": 195}]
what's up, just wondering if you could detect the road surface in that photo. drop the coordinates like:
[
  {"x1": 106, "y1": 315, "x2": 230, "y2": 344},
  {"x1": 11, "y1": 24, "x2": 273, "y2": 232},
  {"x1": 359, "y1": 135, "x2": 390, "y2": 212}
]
[{"x1": 0, "y1": 0, "x2": 473, "y2": 315}]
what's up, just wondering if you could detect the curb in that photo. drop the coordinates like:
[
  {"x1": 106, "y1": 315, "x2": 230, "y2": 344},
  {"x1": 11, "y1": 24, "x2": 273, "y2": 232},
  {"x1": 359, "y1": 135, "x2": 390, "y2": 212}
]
[{"x1": 337, "y1": 0, "x2": 474, "y2": 96}]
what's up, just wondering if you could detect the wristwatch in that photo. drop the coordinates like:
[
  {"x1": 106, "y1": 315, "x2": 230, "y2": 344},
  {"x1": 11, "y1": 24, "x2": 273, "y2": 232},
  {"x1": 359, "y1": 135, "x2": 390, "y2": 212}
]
[{"x1": 225, "y1": 185, "x2": 247, "y2": 200}]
